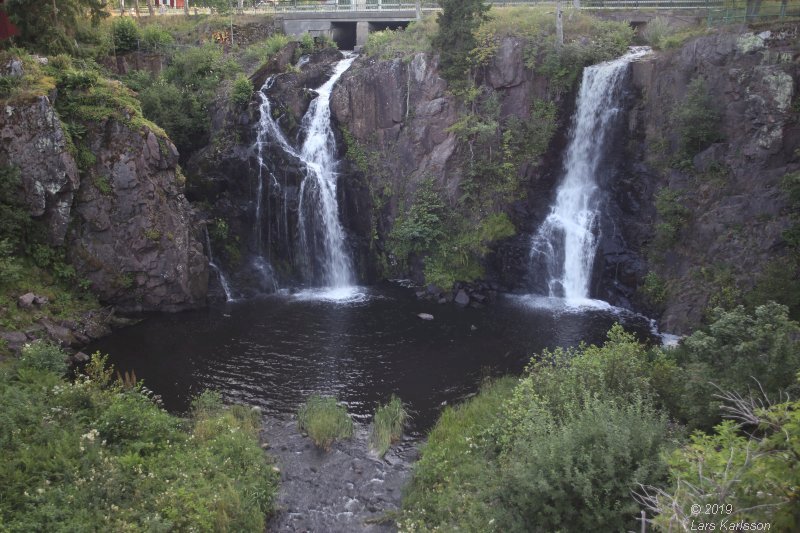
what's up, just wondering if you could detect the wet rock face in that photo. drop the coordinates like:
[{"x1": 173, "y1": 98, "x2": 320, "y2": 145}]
[
  {"x1": 619, "y1": 29, "x2": 800, "y2": 333},
  {"x1": 67, "y1": 121, "x2": 208, "y2": 312},
  {"x1": 0, "y1": 96, "x2": 80, "y2": 244}
]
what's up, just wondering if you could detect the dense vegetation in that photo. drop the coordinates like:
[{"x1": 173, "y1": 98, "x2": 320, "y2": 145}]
[
  {"x1": 0, "y1": 342, "x2": 279, "y2": 531},
  {"x1": 401, "y1": 304, "x2": 800, "y2": 531},
  {"x1": 297, "y1": 394, "x2": 354, "y2": 451}
]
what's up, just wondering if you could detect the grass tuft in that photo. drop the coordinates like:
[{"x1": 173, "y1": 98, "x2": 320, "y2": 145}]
[
  {"x1": 369, "y1": 395, "x2": 409, "y2": 457},
  {"x1": 297, "y1": 395, "x2": 354, "y2": 451}
]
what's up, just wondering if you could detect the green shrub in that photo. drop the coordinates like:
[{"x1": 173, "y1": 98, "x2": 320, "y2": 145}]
[
  {"x1": 242, "y1": 34, "x2": 291, "y2": 67},
  {"x1": 498, "y1": 396, "x2": 668, "y2": 532},
  {"x1": 231, "y1": 74, "x2": 253, "y2": 106},
  {"x1": 140, "y1": 25, "x2": 174, "y2": 52},
  {"x1": 297, "y1": 395, "x2": 353, "y2": 451},
  {"x1": 642, "y1": 271, "x2": 668, "y2": 307},
  {"x1": 671, "y1": 302, "x2": 800, "y2": 430},
  {"x1": 363, "y1": 16, "x2": 438, "y2": 60},
  {"x1": 403, "y1": 326, "x2": 672, "y2": 532},
  {"x1": 652, "y1": 187, "x2": 689, "y2": 251},
  {"x1": 111, "y1": 17, "x2": 141, "y2": 53},
  {"x1": 645, "y1": 385, "x2": 800, "y2": 530},
  {"x1": 676, "y1": 77, "x2": 721, "y2": 156},
  {"x1": 18, "y1": 340, "x2": 67, "y2": 375},
  {"x1": 369, "y1": 395, "x2": 409, "y2": 457}
]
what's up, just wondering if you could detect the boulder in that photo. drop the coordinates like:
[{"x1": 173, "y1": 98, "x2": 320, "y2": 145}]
[
  {"x1": 17, "y1": 293, "x2": 36, "y2": 309},
  {"x1": 454, "y1": 290, "x2": 470, "y2": 306}
]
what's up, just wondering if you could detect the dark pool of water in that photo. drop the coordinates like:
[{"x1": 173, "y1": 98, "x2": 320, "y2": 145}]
[{"x1": 89, "y1": 282, "x2": 654, "y2": 434}]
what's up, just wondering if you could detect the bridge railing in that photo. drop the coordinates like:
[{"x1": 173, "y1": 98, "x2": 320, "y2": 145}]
[{"x1": 254, "y1": 0, "x2": 725, "y2": 14}]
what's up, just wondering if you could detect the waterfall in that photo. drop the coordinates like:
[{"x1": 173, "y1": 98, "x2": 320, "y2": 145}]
[
  {"x1": 296, "y1": 53, "x2": 358, "y2": 288},
  {"x1": 529, "y1": 47, "x2": 649, "y2": 304},
  {"x1": 204, "y1": 227, "x2": 234, "y2": 302}
]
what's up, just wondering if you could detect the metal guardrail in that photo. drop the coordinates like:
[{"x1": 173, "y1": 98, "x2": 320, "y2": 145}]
[
  {"x1": 706, "y1": 5, "x2": 800, "y2": 25},
  {"x1": 243, "y1": 0, "x2": 725, "y2": 14}
]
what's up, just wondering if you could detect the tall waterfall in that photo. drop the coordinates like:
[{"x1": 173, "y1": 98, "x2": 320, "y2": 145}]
[
  {"x1": 254, "y1": 53, "x2": 358, "y2": 293},
  {"x1": 529, "y1": 48, "x2": 649, "y2": 304},
  {"x1": 297, "y1": 54, "x2": 358, "y2": 288}
]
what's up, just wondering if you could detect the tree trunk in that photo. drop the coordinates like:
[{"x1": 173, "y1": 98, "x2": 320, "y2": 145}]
[
  {"x1": 52, "y1": 0, "x2": 58, "y2": 26},
  {"x1": 147, "y1": 0, "x2": 155, "y2": 16},
  {"x1": 134, "y1": 0, "x2": 141, "y2": 17},
  {"x1": 120, "y1": 0, "x2": 126, "y2": 15},
  {"x1": 238, "y1": 0, "x2": 244, "y2": 13},
  {"x1": 416, "y1": 0, "x2": 421, "y2": 21},
  {"x1": 781, "y1": 0, "x2": 788, "y2": 17},
  {"x1": 185, "y1": 0, "x2": 190, "y2": 15},
  {"x1": 555, "y1": 0, "x2": 564, "y2": 53}
]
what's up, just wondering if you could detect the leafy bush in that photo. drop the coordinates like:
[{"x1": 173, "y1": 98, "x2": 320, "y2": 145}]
[
  {"x1": 642, "y1": 271, "x2": 668, "y2": 307},
  {"x1": 297, "y1": 395, "x2": 353, "y2": 451},
  {"x1": 670, "y1": 302, "x2": 800, "y2": 430},
  {"x1": 0, "y1": 352, "x2": 279, "y2": 531},
  {"x1": 364, "y1": 16, "x2": 437, "y2": 60},
  {"x1": 111, "y1": 17, "x2": 141, "y2": 53},
  {"x1": 140, "y1": 24, "x2": 174, "y2": 52},
  {"x1": 369, "y1": 395, "x2": 409, "y2": 457},
  {"x1": 498, "y1": 396, "x2": 667, "y2": 532},
  {"x1": 18, "y1": 340, "x2": 67, "y2": 375},
  {"x1": 402, "y1": 326, "x2": 672, "y2": 532},
  {"x1": 231, "y1": 74, "x2": 254, "y2": 106},
  {"x1": 242, "y1": 34, "x2": 291, "y2": 67},
  {"x1": 676, "y1": 77, "x2": 721, "y2": 156},
  {"x1": 653, "y1": 187, "x2": 689, "y2": 251},
  {"x1": 641, "y1": 380, "x2": 800, "y2": 530}
]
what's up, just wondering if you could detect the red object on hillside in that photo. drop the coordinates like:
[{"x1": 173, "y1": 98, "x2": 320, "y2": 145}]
[{"x1": 0, "y1": 0, "x2": 20, "y2": 41}]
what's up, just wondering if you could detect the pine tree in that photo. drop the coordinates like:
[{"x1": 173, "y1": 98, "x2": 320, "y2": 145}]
[{"x1": 431, "y1": 0, "x2": 489, "y2": 84}]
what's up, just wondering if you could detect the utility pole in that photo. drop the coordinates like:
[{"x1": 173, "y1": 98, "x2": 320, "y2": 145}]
[
  {"x1": 555, "y1": 0, "x2": 564, "y2": 52},
  {"x1": 415, "y1": 0, "x2": 421, "y2": 21}
]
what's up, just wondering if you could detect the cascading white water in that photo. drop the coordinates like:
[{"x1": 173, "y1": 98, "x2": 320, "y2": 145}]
[
  {"x1": 204, "y1": 227, "x2": 234, "y2": 302},
  {"x1": 296, "y1": 54, "x2": 358, "y2": 288},
  {"x1": 530, "y1": 47, "x2": 649, "y2": 304}
]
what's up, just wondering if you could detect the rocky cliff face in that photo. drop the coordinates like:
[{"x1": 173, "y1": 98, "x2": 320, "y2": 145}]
[
  {"x1": 619, "y1": 27, "x2": 800, "y2": 333},
  {"x1": 0, "y1": 96, "x2": 79, "y2": 244},
  {"x1": 0, "y1": 94, "x2": 208, "y2": 312},
  {"x1": 67, "y1": 120, "x2": 208, "y2": 312}
]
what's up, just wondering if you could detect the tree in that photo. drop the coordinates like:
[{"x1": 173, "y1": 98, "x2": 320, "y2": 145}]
[
  {"x1": 555, "y1": 0, "x2": 563, "y2": 52},
  {"x1": 431, "y1": 0, "x2": 489, "y2": 83},
  {"x1": 147, "y1": 0, "x2": 154, "y2": 16},
  {"x1": 1, "y1": 0, "x2": 109, "y2": 54}
]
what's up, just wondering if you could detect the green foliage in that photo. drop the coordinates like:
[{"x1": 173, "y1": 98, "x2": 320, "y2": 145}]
[
  {"x1": 18, "y1": 340, "x2": 67, "y2": 375},
  {"x1": 670, "y1": 303, "x2": 800, "y2": 430},
  {"x1": 231, "y1": 74, "x2": 254, "y2": 107},
  {"x1": 2, "y1": 0, "x2": 109, "y2": 55},
  {"x1": 369, "y1": 395, "x2": 409, "y2": 457},
  {"x1": 242, "y1": 34, "x2": 291, "y2": 67},
  {"x1": 402, "y1": 326, "x2": 672, "y2": 532},
  {"x1": 400, "y1": 377, "x2": 517, "y2": 531},
  {"x1": 676, "y1": 77, "x2": 722, "y2": 157},
  {"x1": 111, "y1": 17, "x2": 140, "y2": 53},
  {"x1": 642, "y1": 271, "x2": 668, "y2": 307},
  {"x1": 140, "y1": 25, "x2": 174, "y2": 53},
  {"x1": 653, "y1": 187, "x2": 690, "y2": 251},
  {"x1": 0, "y1": 165, "x2": 31, "y2": 248},
  {"x1": 432, "y1": 0, "x2": 489, "y2": 84},
  {"x1": 363, "y1": 16, "x2": 438, "y2": 61},
  {"x1": 0, "y1": 352, "x2": 279, "y2": 531},
  {"x1": 647, "y1": 383, "x2": 800, "y2": 530},
  {"x1": 389, "y1": 178, "x2": 447, "y2": 262},
  {"x1": 297, "y1": 395, "x2": 353, "y2": 451}
]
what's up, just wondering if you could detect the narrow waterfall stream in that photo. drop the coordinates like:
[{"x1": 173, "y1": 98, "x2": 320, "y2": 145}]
[
  {"x1": 297, "y1": 54, "x2": 358, "y2": 290},
  {"x1": 529, "y1": 48, "x2": 650, "y2": 305}
]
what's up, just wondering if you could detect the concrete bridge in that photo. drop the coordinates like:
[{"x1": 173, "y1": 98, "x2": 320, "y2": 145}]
[{"x1": 270, "y1": 1, "x2": 724, "y2": 49}]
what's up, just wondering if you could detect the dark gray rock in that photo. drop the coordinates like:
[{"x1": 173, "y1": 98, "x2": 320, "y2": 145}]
[{"x1": 454, "y1": 290, "x2": 470, "y2": 306}]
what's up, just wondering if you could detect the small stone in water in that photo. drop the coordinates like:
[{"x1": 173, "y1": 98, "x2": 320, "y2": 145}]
[{"x1": 417, "y1": 313, "x2": 434, "y2": 320}]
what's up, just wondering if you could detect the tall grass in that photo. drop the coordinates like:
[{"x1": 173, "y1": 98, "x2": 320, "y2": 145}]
[
  {"x1": 363, "y1": 15, "x2": 438, "y2": 60},
  {"x1": 369, "y1": 395, "x2": 409, "y2": 457},
  {"x1": 297, "y1": 395, "x2": 354, "y2": 451}
]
